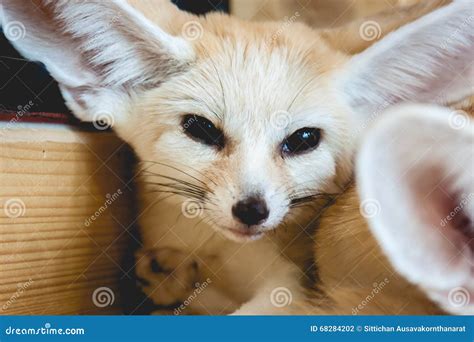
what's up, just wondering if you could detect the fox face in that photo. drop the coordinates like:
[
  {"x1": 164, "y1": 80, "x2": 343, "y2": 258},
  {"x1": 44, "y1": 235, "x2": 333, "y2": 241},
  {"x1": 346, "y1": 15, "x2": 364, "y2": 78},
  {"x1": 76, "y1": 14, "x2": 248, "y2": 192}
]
[
  {"x1": 2, "y1": 0, "x2": 472, "y2": 242},
  {"x1": 125, "y1": 27, "x2": 353, "y2": 241}
]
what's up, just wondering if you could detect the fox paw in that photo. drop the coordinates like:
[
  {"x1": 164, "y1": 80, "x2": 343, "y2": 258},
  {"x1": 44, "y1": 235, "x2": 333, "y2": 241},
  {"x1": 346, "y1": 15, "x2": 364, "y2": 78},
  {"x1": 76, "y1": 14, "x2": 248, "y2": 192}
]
[{"x1": 135, "y1": 247, "x2": 198, "y2": 306}]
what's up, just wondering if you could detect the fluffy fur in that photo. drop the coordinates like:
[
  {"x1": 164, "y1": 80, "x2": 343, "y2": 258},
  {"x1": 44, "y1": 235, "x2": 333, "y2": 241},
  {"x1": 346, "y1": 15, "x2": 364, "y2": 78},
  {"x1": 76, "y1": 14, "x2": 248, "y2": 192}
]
[
  {"x1": 280, "y1": 103, "x2": 473, "y2": 315},
  {"x1": 1, "y1": 0, "x2": 472, "y2": 314}
]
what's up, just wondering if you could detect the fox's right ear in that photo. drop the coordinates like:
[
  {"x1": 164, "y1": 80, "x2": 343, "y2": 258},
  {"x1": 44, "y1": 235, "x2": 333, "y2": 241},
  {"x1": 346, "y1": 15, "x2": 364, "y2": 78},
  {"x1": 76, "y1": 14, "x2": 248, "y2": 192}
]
[
  {"x1": 0, "y1": 0, "x2": 194, "y2": 125},
  {"x1": 338, "y1": 0, "x2": 473, "y2": 134},
  {"x1": 358, "y1": 104, "x2": 474, "y2": 314}
]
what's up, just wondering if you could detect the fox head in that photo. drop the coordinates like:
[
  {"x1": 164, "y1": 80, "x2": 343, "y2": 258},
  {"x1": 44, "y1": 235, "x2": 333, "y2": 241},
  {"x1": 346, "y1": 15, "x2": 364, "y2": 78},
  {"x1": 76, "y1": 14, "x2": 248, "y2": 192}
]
[{"x1": 2, "y1": 0, "x2": 472, "y2": 242}]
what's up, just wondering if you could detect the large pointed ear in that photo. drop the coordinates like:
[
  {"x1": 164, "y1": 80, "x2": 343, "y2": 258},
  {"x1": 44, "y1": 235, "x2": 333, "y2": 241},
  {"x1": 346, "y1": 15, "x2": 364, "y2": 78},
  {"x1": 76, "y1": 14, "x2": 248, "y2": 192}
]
[
  {"x1": 337, "y1": 0, "x2": 473, "y2": 129},
  {"x1": 357, "y1": 104, "x2": 473, "y2": 314},
  {"x1": 0, "y1": 0, "x2": 194, "y2": 125}
]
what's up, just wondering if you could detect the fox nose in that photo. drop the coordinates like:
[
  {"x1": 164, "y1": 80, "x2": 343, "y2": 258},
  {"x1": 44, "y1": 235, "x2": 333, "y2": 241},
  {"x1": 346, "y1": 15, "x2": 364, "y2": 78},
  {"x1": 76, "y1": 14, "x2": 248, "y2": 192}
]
[{"x1": 232, "y1": 196, "x2": 269, "y2": 226}]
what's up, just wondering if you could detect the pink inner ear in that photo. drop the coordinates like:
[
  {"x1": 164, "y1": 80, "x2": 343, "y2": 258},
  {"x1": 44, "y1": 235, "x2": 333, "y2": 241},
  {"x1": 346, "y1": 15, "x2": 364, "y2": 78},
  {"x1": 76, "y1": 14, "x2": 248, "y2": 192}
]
[
  {"x1": 358, "y1": 104, "x2": 474, "y2": 313},
  {"x1": 412, "y1": 167, "x2": 474, "y2": 258}
]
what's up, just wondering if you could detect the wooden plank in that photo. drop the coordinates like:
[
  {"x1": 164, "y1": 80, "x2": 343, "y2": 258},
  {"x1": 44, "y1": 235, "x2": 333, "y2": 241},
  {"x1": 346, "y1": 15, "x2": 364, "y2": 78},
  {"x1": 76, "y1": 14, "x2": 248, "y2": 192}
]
[{"x1": 0, "y1": 123, "x2": 134, "y2": 315}]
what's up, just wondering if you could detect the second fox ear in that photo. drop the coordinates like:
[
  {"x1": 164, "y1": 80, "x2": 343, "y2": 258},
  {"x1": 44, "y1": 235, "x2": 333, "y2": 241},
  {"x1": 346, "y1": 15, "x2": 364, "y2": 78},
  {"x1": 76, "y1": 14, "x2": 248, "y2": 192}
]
[
  {"x1": 357, "y1": 104, "x2": 474, "y2": 314},
  {"x1": 0, "y1": 0, "x2": 194, "y2": 125},
  {"x1": 337, "y1": 0, "x2": 473, "y2": 130}
]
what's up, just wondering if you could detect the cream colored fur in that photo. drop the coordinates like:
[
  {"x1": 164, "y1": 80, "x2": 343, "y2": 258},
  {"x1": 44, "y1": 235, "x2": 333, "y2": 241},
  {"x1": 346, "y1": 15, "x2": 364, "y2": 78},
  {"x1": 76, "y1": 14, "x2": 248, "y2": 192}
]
[
  {"x1": 1, "y1": 0, "x2": 472, "y2": 314},
  {"x1": 279, "y1": 103, "x2": 473, "y2": 315}
]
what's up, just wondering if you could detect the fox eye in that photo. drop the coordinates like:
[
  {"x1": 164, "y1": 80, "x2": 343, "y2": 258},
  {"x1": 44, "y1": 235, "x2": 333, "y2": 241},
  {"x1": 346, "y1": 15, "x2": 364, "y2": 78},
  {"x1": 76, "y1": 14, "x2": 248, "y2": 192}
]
[
  {"x1": 182, "y1": 114, "x2": 225, "y2": 149},
  {"x1": 281, "y1": 127, "x2": 321, "y2": 156}
]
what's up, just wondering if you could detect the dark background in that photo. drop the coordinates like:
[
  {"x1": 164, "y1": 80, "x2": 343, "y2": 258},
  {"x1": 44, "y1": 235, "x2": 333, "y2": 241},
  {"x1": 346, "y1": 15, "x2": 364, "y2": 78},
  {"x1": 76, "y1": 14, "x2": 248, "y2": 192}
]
[{"x1": 0, "y1": 0, "x2": 229, "y2": 115}]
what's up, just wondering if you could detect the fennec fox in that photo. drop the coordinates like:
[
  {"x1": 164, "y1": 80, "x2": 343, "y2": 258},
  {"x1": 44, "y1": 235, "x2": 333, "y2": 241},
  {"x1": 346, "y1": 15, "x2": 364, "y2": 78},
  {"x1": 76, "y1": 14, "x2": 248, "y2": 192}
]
[{"x1": 2, "y1": 0, "x2": 471, "y2": 313}]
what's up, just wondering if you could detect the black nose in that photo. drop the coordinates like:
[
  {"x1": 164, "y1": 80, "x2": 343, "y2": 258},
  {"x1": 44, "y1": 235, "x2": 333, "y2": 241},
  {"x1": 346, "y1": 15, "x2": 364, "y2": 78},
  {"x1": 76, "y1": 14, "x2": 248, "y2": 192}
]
[{"x1": 232, "y1": 196, "x2": 269, "y2": 226}]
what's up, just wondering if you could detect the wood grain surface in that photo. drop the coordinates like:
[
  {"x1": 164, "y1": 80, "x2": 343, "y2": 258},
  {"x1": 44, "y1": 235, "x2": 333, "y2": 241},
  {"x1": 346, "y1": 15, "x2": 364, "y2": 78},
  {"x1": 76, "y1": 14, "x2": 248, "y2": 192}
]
[{"x1": 0, "y1": 124, "x2": 135, "y2": 315}]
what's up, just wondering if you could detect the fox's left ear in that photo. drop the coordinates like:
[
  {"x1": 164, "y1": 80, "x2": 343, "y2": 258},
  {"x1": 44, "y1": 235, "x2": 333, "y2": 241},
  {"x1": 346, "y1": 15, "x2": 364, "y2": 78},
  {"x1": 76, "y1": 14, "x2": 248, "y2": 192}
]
[
  {"x1": 338, "y1": 0, "x2": 473, "y2": 126},
  {"x1": 357, "y1": 104, "x2": 474, "y2": 314},
  {"x1": 0, "y1": 0, "x2": 194, "y2": 125}
]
